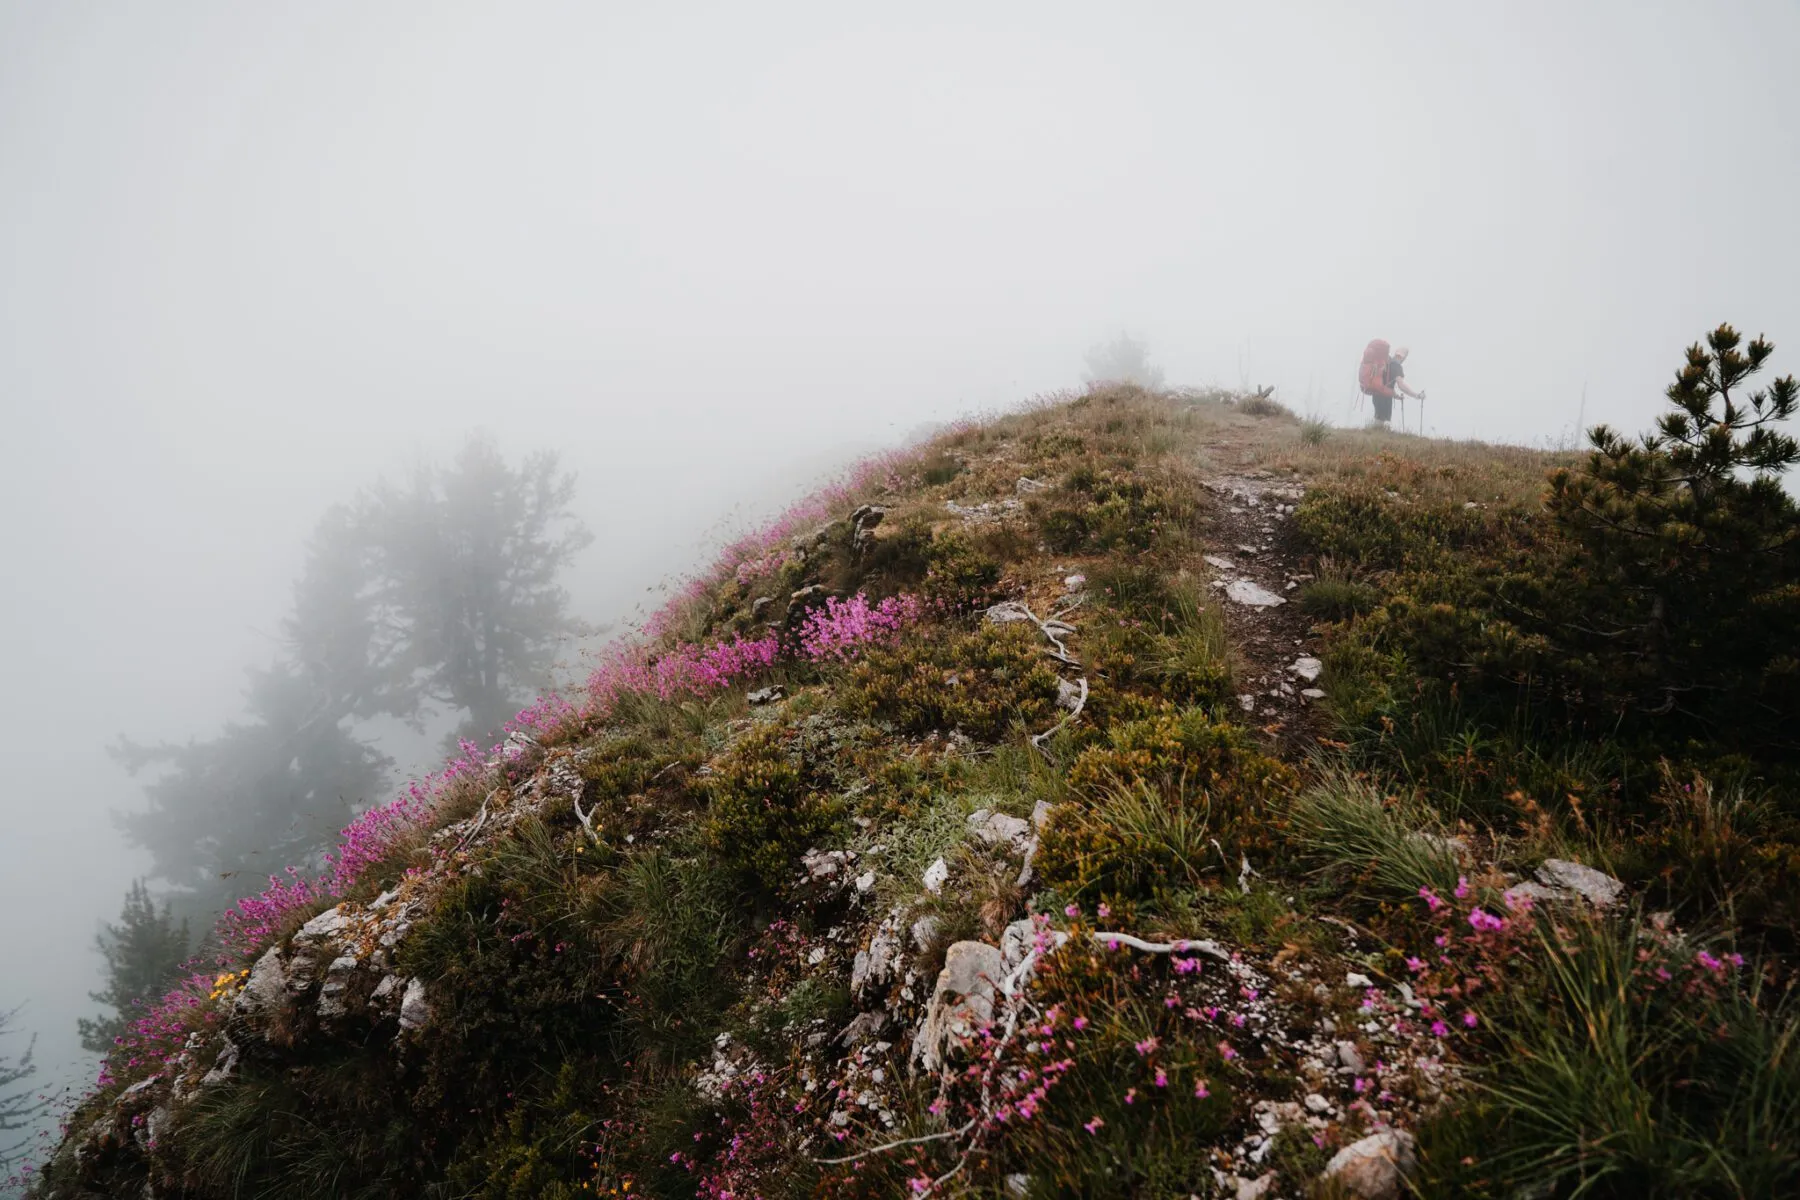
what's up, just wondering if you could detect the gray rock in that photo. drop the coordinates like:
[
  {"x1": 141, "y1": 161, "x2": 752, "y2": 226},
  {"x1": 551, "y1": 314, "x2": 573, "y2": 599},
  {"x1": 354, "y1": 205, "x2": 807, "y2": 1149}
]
[
  {"x1": 852, "y1": 917, "x2": 902, "y2": 998},
  {"x1": 922, "y1": 856, "x2": 949, "y2": 894},
  {"x1": 747, "y1": 684, "x2": 785, "y2": 705},
  {"x1": 200, "y1": 1039, "x2": 240, "y2": 1089},
  {"x1": 968, "y1": 809, "x2": 1032, "y2": 850},
  {"x1": 1031, "y1": 800, "x2": 1054, "y2": 830},
  {"x1": 297, "y1": 905, "x2": 352, "y2": 942},
  {"x1": 1324, "y1": 1129, "x2": 1417, "y2": 1199},
  {"x1": 910, "y1": 915, "x2": 941, "y2": 952},
  {"x1": 1203, "y1": 554, "x2": 1236, "y2": 571},
  {"x1": 751, "y1": 596, "x2": 776, "y2": 618},
  {"x1": 1334, "y1": 1040, "x2": 1366, "y2": 1074},
  {"x1": 1304, "y1": 1092, "x2": 1331, "y2": 1114},
  {"x1": 837, "y1": 1011, "x2": 889, "y2": 1048},
  {"x1": 916, "y1": 941, "x2": 1005, "y2": 1071},
  {"x1": 1226, "y1": 579, "x2": 1286, "y2": 608},
  {"x1": 398, "y1": 978, "x2": 430, "y2": 1032},
  {"x1": 234, "y1": 947, "x2": 289, "y2": 1019},
  {"x1": 1536, "y1": 859, "x2": 1623, "y2": 908},
  {"x1": 1291, "y1": 656, "x2": 1323, "y2": 682},
  {"x1": 317, "y1": 954, "x2": 359, "y2": 1019}
]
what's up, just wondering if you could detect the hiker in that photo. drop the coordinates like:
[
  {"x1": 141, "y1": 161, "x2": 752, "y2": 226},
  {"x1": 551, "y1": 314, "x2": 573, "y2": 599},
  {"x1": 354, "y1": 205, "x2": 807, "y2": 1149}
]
[{"x1": 1358, "y1": 340, "x2": 1426, "y2": 424}]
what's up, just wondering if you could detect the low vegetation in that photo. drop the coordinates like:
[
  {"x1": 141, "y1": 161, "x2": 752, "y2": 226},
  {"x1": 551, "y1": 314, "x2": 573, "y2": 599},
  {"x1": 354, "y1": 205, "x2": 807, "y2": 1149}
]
[{"x1": 25, "y1": 340, "x2": 1800, "y2": 1199}]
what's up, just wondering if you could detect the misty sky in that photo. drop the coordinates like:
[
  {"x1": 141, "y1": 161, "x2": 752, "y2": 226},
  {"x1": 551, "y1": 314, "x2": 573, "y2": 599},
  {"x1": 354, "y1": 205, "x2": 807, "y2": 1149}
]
[{"x1": 3, "y1": 0, "x2": 1798, "y2": 1139}]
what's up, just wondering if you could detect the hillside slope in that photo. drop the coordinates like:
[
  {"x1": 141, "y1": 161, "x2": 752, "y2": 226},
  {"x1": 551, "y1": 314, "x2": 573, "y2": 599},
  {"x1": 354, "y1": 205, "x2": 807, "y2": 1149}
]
[{"x1": 29, "y1": 384, "x2": 1800, "y2": 1199}]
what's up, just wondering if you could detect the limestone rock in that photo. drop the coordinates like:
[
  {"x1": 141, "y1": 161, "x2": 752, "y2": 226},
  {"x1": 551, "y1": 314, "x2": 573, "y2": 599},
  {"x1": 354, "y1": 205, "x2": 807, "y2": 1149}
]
[
  {"x1": 968, "y1": 808, "x2": 1032, "y2": 851},
  {"x1": 1333, "y1": 1040, "x2": 1366, "y2": 1074},
  {"x1": 234, "y1": 947, "x2": 289, "y2": 1020},
  {"x1": 1536, "y1": 858, "x2": 1623, "y2": 908},
  {"x1": 1291, "y1": 656, "x2": 1323, "y2": 682},
  {"x1": 747, "y1": 684, "x2": 785, "y2": 705},
  {"x1": 1324, "y1": 1129, "x2": 1417, "y2": 1199},
  {"x1": 922, "y1": 856, "x2": 949, "y2": 894},
  {"x1": 398, "y1": 978, "x2": 430, "y2": 1032},
  {"x1": 317, "y1": 954, "x2": 359, "y2": 1019},
  {"x1": 916, "y1": 941, "x2": 1005, "y2": 1071},
  {"x1": 1225, "y1": 579, "x2": 1286, "y2": 608}
]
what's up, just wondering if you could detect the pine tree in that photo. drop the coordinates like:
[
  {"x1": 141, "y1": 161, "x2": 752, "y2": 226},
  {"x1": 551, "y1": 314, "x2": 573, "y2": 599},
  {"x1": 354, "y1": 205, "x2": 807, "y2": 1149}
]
[
  {"x1": 76, "y1": 882, "x2": 192, "y2": 1054},
  {"x1": 1083, "y1": 333, "x2": 1165, "y2": 390},
  {"x1": 1, "y1": 1006, "x2": 44, "y2": 1173},
  {"x1": 1547, "y1": 324, "x2": 1800, "y2": 737}
]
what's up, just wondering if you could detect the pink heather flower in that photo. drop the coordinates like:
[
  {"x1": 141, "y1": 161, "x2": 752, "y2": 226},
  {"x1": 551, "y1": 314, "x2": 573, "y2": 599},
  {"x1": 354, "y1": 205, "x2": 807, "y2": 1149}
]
[
  {"x1": 1124, "y1": 1088, "x2": 1138, "y2": 1105},
  {"x1": 1419, "y1": 887, "x2": 1444, "y2": 912},
  {"x1": 1154, "y1": 1068, "x2": 1168, "y2": 1088},
  {"x1": 909, "y1": 1177, "x2": 931, "y2": 1194},
  {"x1": 1064, "y1": 904, "x2": 1079, "y2": 918},
  {"x1": 1173, "y1": 956, "x2": 1200, "y2": 975},
  {"x1": 1406, "y1": 956, "x2": 1427, "y2": 974},
  {"x1": 1134, "y1": 1036, "x2": 1159, "y2": 1056},
  {"x1": 797, "y1": 593, "x2": 923, "y2": 660},
  {"x1": 1695, "y1": 950, "x2": 1725, "y2": 974},
  {"x1": 1096, "y1": 903, "x2": 1112, "y2": 919},
  {"x1": 1454, "y1": 875, "x2": 1471, "y2": 900},
  {"x1": 1468, "y1": 908, "x2": 1506, "y2": 933},
  {"x1": 1218, "y1": 1042, "x2": 1238, "y2": 1061},
  {"x1": 1430, "y1": 1020, "x2": 1450, "y2": 1038},
  {"x1": 1194, "y1": 1080, "x2": 1211, "y2": 1099},
  {"x1": 1164, "y1": 995, "x2": 1180, "y2": 1009},
  {"x1": 1353, "y1": 1077, "x2": 1370, "y2": 1094},
  {"x1": 1503, "y1": 888, "x2": 1535, "y2": 913},
  {"x1": 1084, "y1": 1116, "x2": 1105, "y2": 1135},
  {"x1": 1434, "y1": 935, "x2": 1449, "y2": 948},
  {"x1": 1241, "y1": 986, "x2": 1258, "y2": 1001},
  {"x1": 1462, "y1": 1011, "x2": 1479, "y2": 1029},
  {"x1": 1231, "y1": 1013, "x2": 1247, "y2": 1028},
  {"x1": 1073, "y1": 1016, "x2": 1089, "y2": 1031},
  {"x1": 1656, "y1": 966, "x2": 1673, "y2": 982}
]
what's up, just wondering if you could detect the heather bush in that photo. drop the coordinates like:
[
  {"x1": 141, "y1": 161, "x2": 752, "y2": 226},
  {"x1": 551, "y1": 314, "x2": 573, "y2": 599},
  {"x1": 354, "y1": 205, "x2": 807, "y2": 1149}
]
[
  {"x1": 697, "y1": 725, "x2": 841, "y2": 900},
  {"x1": 842, "y1": 622, "x2": 1061, "y2": 741},
  {"x1": 920, "y1": 532, "x2": 1003, "y2": 612}
]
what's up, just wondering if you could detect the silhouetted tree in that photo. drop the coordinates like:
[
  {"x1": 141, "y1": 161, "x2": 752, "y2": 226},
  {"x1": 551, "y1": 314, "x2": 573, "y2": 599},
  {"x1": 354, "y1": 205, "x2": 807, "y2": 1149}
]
[
  {"x1": 1, "y1": 1007, "x2": 44, "y2": 1173},
  {"x1": 114, "y1": 435, "x2": 590, "y2": 916},
  {"x1": 358, "y1": 434, "x2": 593, "y2": 742},
  {"x1": 1547, "y1": 323, "x2": 1800, "y2": 731},
  {"x1": 77, "y1": 882, "x2": 192, "y2": 1055},
  {"x1": 1083, "y1": 332, "x2": 1165, "y2": 389}
]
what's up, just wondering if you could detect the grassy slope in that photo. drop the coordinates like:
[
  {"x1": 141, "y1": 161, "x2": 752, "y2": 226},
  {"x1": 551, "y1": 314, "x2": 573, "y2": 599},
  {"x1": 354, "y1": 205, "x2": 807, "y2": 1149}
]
[{"x1": 33, "y1": 388, "x2": 1799, "y2": 1200}]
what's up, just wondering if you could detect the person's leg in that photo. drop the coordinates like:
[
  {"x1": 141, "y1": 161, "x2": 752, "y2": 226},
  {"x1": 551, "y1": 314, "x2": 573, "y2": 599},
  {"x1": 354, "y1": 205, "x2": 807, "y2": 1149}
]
[{"x1": 1372, "y1": 392, "x2": 1392, "y2": 422}]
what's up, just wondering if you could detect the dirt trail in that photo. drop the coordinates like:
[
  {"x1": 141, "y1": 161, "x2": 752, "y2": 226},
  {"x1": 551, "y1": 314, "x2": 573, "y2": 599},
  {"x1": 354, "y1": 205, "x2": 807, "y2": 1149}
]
[{"x1": 1195, "y1": 463, "x2": 1329, "y2": 756}]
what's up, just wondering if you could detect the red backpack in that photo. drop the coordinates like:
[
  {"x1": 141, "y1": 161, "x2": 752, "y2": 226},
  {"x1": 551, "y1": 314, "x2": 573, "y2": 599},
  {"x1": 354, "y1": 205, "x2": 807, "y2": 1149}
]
[{"x1": 1358, "y1": 339, "x2": 1391, "y2": 397}]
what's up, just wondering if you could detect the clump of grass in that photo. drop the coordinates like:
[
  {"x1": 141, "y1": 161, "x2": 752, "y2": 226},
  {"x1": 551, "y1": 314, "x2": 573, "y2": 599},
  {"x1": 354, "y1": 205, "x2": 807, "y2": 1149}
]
[
  {"x1": 1416, "y1": 914, "x2": 1800, "y2": 1197},
  {"x1": 1296, "y1": 556, "x2": 1377, "y2": 620},
  {"x1": 1287, "y1": 769, "x2": 1462, "y2": 900},
  {"x1": 1234, "y1": 391, "x2": 1295, "y2": 420},
  {"x1": 1298, "y1": 416, "x2": 1331, "y2": 445}
]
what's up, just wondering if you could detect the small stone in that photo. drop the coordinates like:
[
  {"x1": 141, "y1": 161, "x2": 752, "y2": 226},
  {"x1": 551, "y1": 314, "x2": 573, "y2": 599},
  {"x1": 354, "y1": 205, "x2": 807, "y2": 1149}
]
[
  {"x1": 910, "y1": 915, "x2": 941, "y2": 951},
  {"x1": 969, "y1": 809, "x2": 1032, "y2": 848},
  {"x1": 922, "y1": 857, "x2": 949, "y2": 894},
  {"x1": 298, "y1": 905, "x2": 352, "y2": 942},
  {"x1": 1237, "y1": 543, "x2": 1260, "y2": 556},
  {"x1": 1226, "y1": 579, "x2": 1286, "y2": 608},
  {"x1": 1203, "y1": 554, "x2": 1236, "y2": 571},
  {"x1": 1345, "y1": 971, "x2": 1373, "y2": 988},
  {"x1": 747, "y1": 684, "x2": 785, "y2": 705},
  {"x1": 1536, "y1": 859, "x2": 1624, "y2": 908},
  {"x1": 1325, "y1": 1129, "x2": 1417, "y2": 1199},
  {"x1": 1301, "y1": 688, "x2": 1326, "y2": 700},
  {"x1": 854, "y1": 870, "x2": 876, "y2": 892},
  {"x1": 751, "y1": 596, "x2": 775, "y2": 617},
  {"x1": 1304, "y1": 1092, "x2": 1331, "y2": 1115},
  {"x1": 1238, "y1": 694, "x2": 1257, "y2": 712},
  {"x1": 1236, "y1": 1171, "x2": 1277, "y2": 1199},
  {"x1": 1291, "y1": 656, "x2": 1324, "y2": 682},
  {"x1": 1334, "y1": 1040, "x2": 1366, "y2": 1074},
  {"x1": 806, "y1": 946, "x2": 827, "y2": 966},
  {"x1": 1063, "y1": 573, "x2": 1086, "y2": 590}
]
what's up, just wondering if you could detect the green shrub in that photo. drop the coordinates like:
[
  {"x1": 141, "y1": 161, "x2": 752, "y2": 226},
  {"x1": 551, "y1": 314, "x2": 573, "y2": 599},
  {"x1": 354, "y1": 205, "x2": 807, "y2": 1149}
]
[
  {"x1": 842, "y1": 623, "x2": 1061, "y2": 741},
  {"x1": 1298, "y1": 416, "x2": 1331, "y2": 445},
  {"x1": 1039, "y1": 707, "x2": 1295, "y2": 899},
  {"x1": 1296, "y1": 557, "x2": 1377, "y2": 620},
  {"x1": 920, "y1": 532, "x2": 1002, "y2": 612},
  {"x1": 698, "y1": 725, "x2": 840, "y2": 901}
]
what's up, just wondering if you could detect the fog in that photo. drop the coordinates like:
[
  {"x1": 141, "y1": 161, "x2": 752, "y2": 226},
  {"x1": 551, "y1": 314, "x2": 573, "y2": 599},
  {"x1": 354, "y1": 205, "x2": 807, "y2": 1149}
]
[{"x1": 3, "y1": 0, "x2": 1797, "y2": 1155}]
